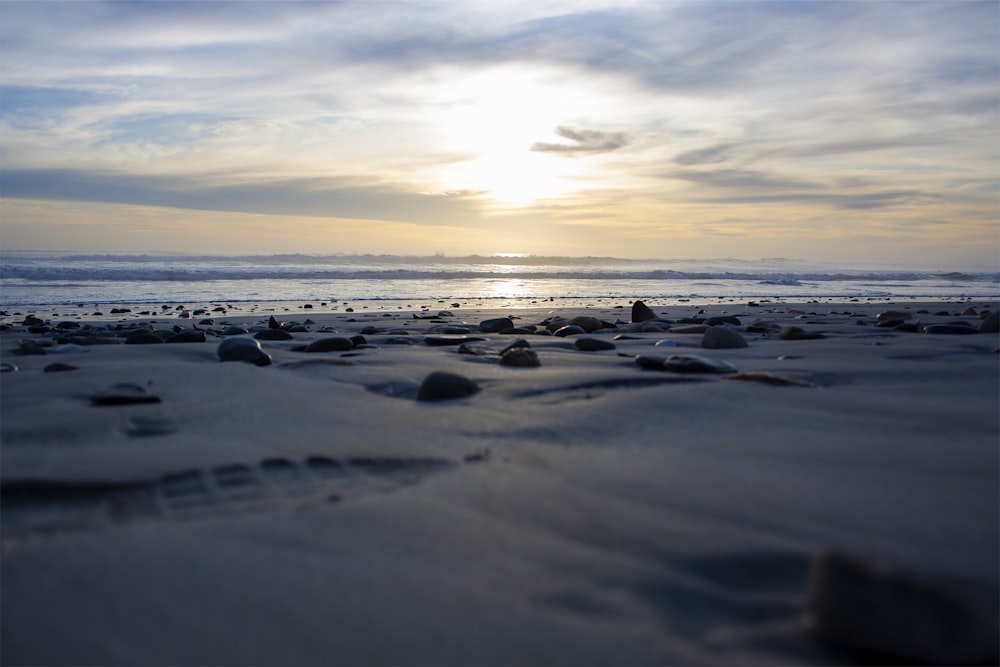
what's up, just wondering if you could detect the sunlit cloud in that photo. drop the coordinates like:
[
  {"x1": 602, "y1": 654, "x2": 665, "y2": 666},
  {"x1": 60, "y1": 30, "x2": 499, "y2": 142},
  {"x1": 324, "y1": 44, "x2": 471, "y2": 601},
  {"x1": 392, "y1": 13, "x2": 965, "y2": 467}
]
[{"x1": 0, "y1": 0, "x2": 996, "y2": 264}]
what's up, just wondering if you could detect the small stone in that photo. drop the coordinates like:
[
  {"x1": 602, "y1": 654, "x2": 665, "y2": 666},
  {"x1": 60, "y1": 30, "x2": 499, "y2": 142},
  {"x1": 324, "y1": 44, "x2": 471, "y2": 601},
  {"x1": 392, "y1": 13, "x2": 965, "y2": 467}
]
[
  {"x1": 876, "y1": 310, "x2": 912, "y2": 322},
  {"x1": 924, "y1": 324, "x2": 978, "y2": 335},
  {"x1": 705, "y1": 316, "x2": 741, "y2": 326},
  {"x1": 305, "y1": 337, "x2": 355, "y2": 352},
  {"x1": 479, "y1": 317, "x2": 514, "y2": 333},
  {"x1": 635, "y1": 354, "x2": 668, "y2": 370},
  {"x1": 500, "y1": 348, "x2": 540, "y2": 367},
  {"x1": 255, "y1": 329, "x2": 294, "y2": 341},
  {"x1": 268, "y1": 316, "x2": 283, "y2": 329},
  {"x1": 631, "y1": 300, "x2": 657, "y2": 323},
  {"x1": 90, "y1": 383, "x2": 162, "y2": 406},
  {"x1": 808, "y1": 549, "x2": 999, "y2": 665},
  {"x1": 416, "y1": 371, "x2": 480, "y2": 401},
  {"x1": 165, "y1": 330, "x2": 207, "y2": 343},
  {"x1": 779, "y1": 326, "x2": 825, "y2": 340},
  {"x1": 668, "y1": 324, "x2": 709, "y2": 334},
  {"x1": 565, "y1": 316, "x2": 606, "y2": 333},
  {"x1": 961, "y1": 307, "x2": 978, "y2": 316},
  {"x1": 55, "y1": 321, "x2": 81, "y2": 330},
  {"x1": 43, "y1": 362, "x2": 79, "y2": 373},
  {"x1": 222, "y1": 325, "x2": 249, "y2": 336},
  {"x1": 702, "y1": 326, "x2": 748, "y2": 349},
  {"x1": 499, "y1": 338, "x2": 531, "y2": 355},
  {"x1": 218, "y1": 337, "x2": 272, "y2": 366},
  {"x1": 424, "y1": 335, "x2": 485, "y2": 346},
  {"x1": 125, "y1": 332, "x2": 165, "y2": 345},
  {"x1": 575, "y1": 338, "x2": 616, "y2": 351},
  {"x1": 553, "y1": 325, "x2": 586, "y2": 337},
  {"x1": 663, "y1": 354, "x2": 737, "y2": 374}
]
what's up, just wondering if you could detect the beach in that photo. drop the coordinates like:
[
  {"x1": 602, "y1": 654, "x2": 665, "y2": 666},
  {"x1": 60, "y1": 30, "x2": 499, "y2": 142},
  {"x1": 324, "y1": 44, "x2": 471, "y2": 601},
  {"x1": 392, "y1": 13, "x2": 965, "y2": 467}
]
[{"x1": 1, "y1": 298, "x2": 998, "y2": 665}]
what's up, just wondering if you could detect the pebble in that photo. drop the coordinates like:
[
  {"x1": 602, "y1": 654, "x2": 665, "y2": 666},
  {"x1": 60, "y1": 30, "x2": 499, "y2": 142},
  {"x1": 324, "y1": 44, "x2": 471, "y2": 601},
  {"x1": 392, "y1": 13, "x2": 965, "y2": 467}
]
[
  {"x1": 125, "y1": 333, "x2": 164, "y2": 345},
  {"x1": 876, "y1": 310, "x2": 912, "y2": 322},
  {"x1": 923, "y1": 324, "x2": 978, "y2": 335},
  {"x1": 416, "y1": 371, "x2": 480, "y2": 401},
  {"x1": 499, "y1": 339, "x2": 531, "y2": 355},
  {"x1": 424, "y1": 335, "x2": 485, "y2": 346},
  {"x1": 702, "y1": 326, "x2": 748, "y2": 349},
  {"x1": 90, "y1": 383, "x2": 162, "y2": 406},
  {"x1": 564, "y1": 316, "x2": 607, "y2": 333},
  {"x1": 631, "y1": 300, "x2": 658, "y2": 323},
  {"x1": 222, "y1": 325, "x2": 249, "y2": 336},
  {"x1": 304, "y1": 337, "x2": 355, "y2": 352},
  {"x1": 705, "y1": 316, "x2": 741, "y2": 326},
  {"x1": 217, "y1": 337, "x2": 273, "y2": 366},
  {"x1": 479, "y1": 317, "x2": 514, "y2": 333},
  {"x1": 500, "y1": 348, "x2": 541, "y2": 367},
  {"x1": 268, "y1": 316, "x2": 283, "y2": 329},
  {"x1": 255, "y1": 329, "x2": 294, "y2": 341},
  {"x1": 779, "y1": 326, "x2": 826, "y2": 340},
  {"x1": 808, "y1": 549, "x2": 998, "y2": 665},
  {"x1": 575, "y1": 338, "x2": 616, "y2": 351},
  {"x1": 553, "y1": 325, "x2": 586, "y2": 337},
  {"x1": 165, "y1": 330, "x2": 207, "y2": 343},
  {"x1": 43, "y1": 362, "x2": 79, "y2": 373}
]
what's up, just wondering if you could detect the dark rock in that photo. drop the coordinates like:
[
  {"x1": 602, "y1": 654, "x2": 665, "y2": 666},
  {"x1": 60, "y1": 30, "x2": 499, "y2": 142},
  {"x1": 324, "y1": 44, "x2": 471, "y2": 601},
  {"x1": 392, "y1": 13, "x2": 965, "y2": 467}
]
[
  {"x1": 779, "y1": 326, "x2": 826, "y2": 340},
  {"x1": 565, "y1": 316, "x2": 607, "y2": 333},
  {"x1": 979, "y1": 312, "x2": 999, "y2": 333},
  {"x1": 55, "y1": 321, "x2": 81, "y2": 330},
  {"x1": 500, "y1": 348, "x2": 540, "y2": 367},
  {"x1": 350, "y1": 335, "x2": 368, "y2": 347},
  {"x1": 222, "y1": 325, "x2": 249, "y2": 336},
  {"x1": 268, "y1": 316, "x2": 283, "y2": 329},
  {"x1": 217, "y1": 337, "x2": 272, "y2": 366},
  {"x1": 575, "y1": 337, "x2": 616, "y2": 351},
  {"x1": 433, "y1": 326, "x2": 472, "y2": 335},
  {"x1": 876, "y1": 319, "x2": 905, "y2": 328},
  {"x1": 702, "y1": 326, "x2": 748, "y2": 349},
  {"x1": 165, "y1": 330, "x2": 207, "y2": 343},
  {"x1": 705, "y1": 316, "x2": 741, "y2": 326},
  {"x1": 90, "y1": 383, "x2": 162, "y2": 406},
  {"x1": 499, "y1": 327, "x2": 537, "y2": 335},
  {"x1": 416, "y1": 371, "x2": 480, "y2": 401},
  {"x1": 553, "y1": 325, "x2": 586, "y2": 337},
  {"x1": 924, "y1": 324, "x2": 978, "y2": 335},
  {"x1": 809, "y1": 549, "x2": 999, "y2": 665},
  {"x1": 894, "y1": 322, "x2": 920, "y2": 333},
  {"x1": 305, "y1": 337, "x2": 354, "y2": 352},
  {"x1": 876, "y1": 310, "x2": 912, "y2": 322},
  {"x1": 424, "y1": 335, "x2": 485, "y2": 346},
  {"x1": 635, "y1": 354, "x2": 668, "y2": 370},
  {"x1": 125, "y1": 331, "x2": 163, "y2": 345},
  {"x1": 631, "y1": 300, "x2": 658, "y2": 323},
  {"x1": 479, "y1": 317, "x2": 514, "y2": 333},
  {"x1": 360, "y1": 326, "x2": 380, "y2": 335},
  {"x1": 255, "y1": 329, "x2": 294, "y2": 341},
  {"x1": 499, "y1": 339, "x2": 531, "y2": 355},
  {"x1": 44, "y1": 362, "x2": 79, "y2": 373},
  {"x1": 668, "y1": 324, "x2": 709, "y2": 334},
  {"x1": 662, "y1": 354, "x2": 737, "y2": 374}
]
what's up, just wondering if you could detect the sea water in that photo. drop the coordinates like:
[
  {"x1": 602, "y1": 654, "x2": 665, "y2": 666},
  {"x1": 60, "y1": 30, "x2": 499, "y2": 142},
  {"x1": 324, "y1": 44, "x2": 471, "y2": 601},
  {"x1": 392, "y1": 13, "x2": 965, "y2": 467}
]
[{"x1": 1, "y1": 252, "x2": 997, "y2": 309}]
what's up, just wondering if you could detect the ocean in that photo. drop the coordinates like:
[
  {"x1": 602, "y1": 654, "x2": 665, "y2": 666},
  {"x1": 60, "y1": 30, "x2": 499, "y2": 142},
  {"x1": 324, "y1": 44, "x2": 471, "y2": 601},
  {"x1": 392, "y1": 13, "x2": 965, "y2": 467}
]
[{"x1": 1, "y1": 252, "x2": 997, "y2": 310}]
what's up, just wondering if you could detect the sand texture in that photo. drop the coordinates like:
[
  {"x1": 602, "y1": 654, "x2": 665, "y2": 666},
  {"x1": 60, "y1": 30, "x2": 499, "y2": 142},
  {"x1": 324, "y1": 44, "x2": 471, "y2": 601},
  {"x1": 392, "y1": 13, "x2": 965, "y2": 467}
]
[{"x1": 2, "y1": 300, "x2": 998, "y2": 665}]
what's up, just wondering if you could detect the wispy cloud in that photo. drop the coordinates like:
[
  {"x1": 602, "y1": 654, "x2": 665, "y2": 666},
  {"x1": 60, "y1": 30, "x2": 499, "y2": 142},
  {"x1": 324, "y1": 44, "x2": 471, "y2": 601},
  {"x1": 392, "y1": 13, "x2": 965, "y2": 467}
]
[{"x1": 531, "y1": 126, "x2": 630, "y2": 155}]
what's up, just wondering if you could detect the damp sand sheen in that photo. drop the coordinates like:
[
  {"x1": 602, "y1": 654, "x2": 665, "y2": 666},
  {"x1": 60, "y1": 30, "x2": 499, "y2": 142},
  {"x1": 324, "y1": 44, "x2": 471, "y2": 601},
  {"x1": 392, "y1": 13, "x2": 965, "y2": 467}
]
[{"x1": 1, "y1": 299, "x2": 997, "y2": 665}]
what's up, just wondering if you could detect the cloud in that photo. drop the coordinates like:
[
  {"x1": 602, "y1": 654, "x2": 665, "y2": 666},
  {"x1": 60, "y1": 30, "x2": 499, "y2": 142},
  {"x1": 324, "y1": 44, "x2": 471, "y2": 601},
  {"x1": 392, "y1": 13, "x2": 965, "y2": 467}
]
[{"x1": 531, "y1": 126, "x2": 630, "y2": 155}]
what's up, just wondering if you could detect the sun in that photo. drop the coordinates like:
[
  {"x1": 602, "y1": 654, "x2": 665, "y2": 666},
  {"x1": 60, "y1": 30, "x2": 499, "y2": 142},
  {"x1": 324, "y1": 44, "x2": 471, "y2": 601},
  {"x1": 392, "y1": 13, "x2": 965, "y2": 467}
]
[{"x1": 428, "y1": 67, "x2": 593, "y2": 206}]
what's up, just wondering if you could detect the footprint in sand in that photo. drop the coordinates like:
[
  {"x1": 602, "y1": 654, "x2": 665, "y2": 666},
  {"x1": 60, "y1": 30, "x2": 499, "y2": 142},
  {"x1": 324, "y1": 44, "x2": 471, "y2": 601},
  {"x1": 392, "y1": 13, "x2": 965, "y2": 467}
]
[{"x1": 0, "y1": 455, "x2": 466, "y2": 544}]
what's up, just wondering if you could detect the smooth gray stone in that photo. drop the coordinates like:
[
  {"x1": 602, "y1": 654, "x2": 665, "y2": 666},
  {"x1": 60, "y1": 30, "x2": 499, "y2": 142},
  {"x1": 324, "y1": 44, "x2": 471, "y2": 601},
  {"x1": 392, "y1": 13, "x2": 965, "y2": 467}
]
[
  {"x1": 304, "y1": 337, "x2": 354, "y2": 352},
  {"x1": 499, "y1": 348, "x2": 540, "y2": 367},
  {"x1": 416, "y1": 371, "x2": 480, "y2": 401},
  {"x1": 217, "y1": 337, "x2": 272, "y2": 366},
  {"x1": 222, "y1": 325, "x2": 249, "y2": 335},
  {"x1": 923, "y1": 324, "x2": 978, "y2": 335},
  {"x1": 90, "y1": 383, "x2": 162, "y2": 406},
  {"x1": 702, "y1": 326, "x2": 748, "y2": 349},
  {"x1": 663, "y1": 354, "x2": 737, "y2": 374},
  {"x1": 255, "y1": 329, "x2": 294, "y2": 341},
  {"x1": 553, "y1": 325, "x2": 586, "y2": 337},
  {"x1": 479, "y1": 317, "x2": 514, "y2": 333},
  {"x1": 575, "y1": 338, "x2": 616, "y2": 351},
  {"x1": 631, "y1": 300, "x2": 657, "y2": 323}
]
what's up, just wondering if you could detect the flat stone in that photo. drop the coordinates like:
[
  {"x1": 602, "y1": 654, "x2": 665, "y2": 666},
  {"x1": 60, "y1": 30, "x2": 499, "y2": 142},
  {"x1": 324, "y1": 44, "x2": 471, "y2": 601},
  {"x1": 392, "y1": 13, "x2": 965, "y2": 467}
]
[
  {"x1": 165, "y1": 330, "x2": 207, "y2": 343},
  {"x1": 255, "y1": 329, "x2": 294, "y2": 341},
  {"x1": 565, "y1": 316, "x2": 607, "y2": 333},
  {"x1": 43, "y1": 362, "x2": 79, "y2": 373},
  {"x1": 218, "y1": 337, "x2": 272, "y2": 366},
  {"x1": 876, "y1": 310, "x2": 912, "y2": 322},
  {"x1": 223, "y1": 325, "x2": 249, "y2": 335},
  {"x1": 499, "y1": 339, "x2": 531, "y2": 355},
  {"x1": 663, "y1": 354, "x2": 737, "y2": 374},
  {"x1": 779, "y1": 326, "x2": 826, "y2": 340},
  {"x1": 553, "y1": 325, "x2": 586, "y2": 337},
  {"x1": 924, "y1": 324, "x2": 978, "y2": 335},
  {"x1": 305, "y1": 337, "x2": 355, "y2": 352},
  {"x1": 668, "y1": 324, "x2": 709, "y2": 334},
  {"x1": 500, "y1": 348, "x2": 541, "y2": 367},
  {"x1": 424, "y1": 335, "x2": 485, "y2": 346},
  {"x1": 705, "y1": 316, "x2": 741, "y2": 326},
  {"x1": 90, "y1": 383, "x2": 162, "y2": 406},
  {"x1": 479, "y1": 317, "x2": 514, "y2": 333},
  {"x1": 416, "y1": 371, "x2": 480, "y2": 401},
  {"x1": 635, "y1": 354, "x2": 668, "y2": 370},
  {"x1": 702, "y1": 325, "x2": 748, "y2": 349},
  {"x1": 575, "y1": 338, "x2": 616, "y2": 351}
]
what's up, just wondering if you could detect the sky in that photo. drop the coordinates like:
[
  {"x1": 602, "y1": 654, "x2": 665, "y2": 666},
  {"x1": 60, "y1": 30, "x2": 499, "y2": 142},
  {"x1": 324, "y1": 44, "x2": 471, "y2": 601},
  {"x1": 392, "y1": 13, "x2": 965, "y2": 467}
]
[{"x1": 0, "y1": 0, "x2": 998, "y2": 266}]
